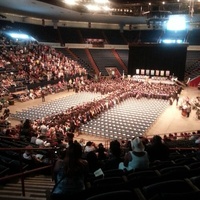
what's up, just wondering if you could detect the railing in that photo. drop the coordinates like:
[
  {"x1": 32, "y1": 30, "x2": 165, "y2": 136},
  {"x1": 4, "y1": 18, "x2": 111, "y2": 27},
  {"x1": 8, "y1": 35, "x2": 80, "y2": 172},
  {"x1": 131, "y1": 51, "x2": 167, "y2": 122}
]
[{"x1": 0, "y1": 147, "x2": 54, "y2": 196}]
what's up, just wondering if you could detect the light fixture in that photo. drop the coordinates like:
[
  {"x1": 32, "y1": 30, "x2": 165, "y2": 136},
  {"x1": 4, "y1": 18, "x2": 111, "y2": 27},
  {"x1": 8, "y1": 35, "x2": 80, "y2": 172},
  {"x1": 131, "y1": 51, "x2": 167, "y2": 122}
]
[{"x1": 63, "y1": 0, "x2": 78, "y2": 6}]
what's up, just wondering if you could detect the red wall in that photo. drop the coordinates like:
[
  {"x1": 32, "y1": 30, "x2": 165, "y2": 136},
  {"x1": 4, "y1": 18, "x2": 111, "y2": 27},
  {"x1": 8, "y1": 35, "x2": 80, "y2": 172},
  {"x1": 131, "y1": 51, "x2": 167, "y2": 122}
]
[{"x1": 189, "y1": 76, "x2": 200, "y2": 87}]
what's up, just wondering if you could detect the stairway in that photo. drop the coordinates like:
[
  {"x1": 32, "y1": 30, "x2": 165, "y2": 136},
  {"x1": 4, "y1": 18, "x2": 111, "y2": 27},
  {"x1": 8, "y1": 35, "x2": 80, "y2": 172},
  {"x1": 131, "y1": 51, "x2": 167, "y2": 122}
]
[{"x1": 0, "y1": 175, "x2": 54, "y2": 200}]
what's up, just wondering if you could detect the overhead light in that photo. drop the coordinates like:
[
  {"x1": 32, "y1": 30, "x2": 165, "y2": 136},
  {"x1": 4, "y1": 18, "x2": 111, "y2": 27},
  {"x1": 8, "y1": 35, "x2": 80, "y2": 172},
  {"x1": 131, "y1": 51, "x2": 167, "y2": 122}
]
[
  {"x1": 63, "y1": 0, "x2": 78, "y2": 6},
  {"x1": 102, "y1": 6, "x2": 111, "y2": 11},
  {"x1": 85, "y1": 4, "x2": 101, "y2": 11},
  {"x1": 94, "y1": 0, "x2": 109, "y2": 4}
]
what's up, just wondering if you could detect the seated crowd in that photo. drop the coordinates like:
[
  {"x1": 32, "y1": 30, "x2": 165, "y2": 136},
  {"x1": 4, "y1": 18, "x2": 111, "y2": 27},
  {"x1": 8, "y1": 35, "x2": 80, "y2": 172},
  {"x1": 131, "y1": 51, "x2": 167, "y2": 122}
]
[
  {"x1": 49, "y1": 134, "x2": 200, "y2": 200},
  {"x1": 0, "y1": 33, "x2": 87, "y2": 102}
]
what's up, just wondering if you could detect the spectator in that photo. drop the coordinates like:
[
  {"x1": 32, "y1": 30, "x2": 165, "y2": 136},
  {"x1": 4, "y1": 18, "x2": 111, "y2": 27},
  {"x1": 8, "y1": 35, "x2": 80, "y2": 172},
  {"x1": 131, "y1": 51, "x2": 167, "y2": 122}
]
[
  {"x1": 96, "y1": 143, "x2": 108, "y2": 161},
  {"x1": 118, "y1": 137, "x2": 149, "y2": 171},
  {"x1": 86, "y1": 151, "x2": 103, "y2": 174},
  {"x1": 146, "y1": 135, "x2": 170, "y2": 162},
  {"x1": 22, "y1": 145, "x2": 49, "y2": 168},
  {"x1": 20, "y1": 119, "x2": 34, "y2": 141},
  {"x1": 51, "y1": 142, "x2": 89, "y2": 199},
  {"x1": 104, "y1": 140, "x2": 123, "y2": 170},
  {"x1": 3, "y1": 106, "x2": 10, "y2": 119},
  {"x1": 84, "y1": 141, "x2": 96, "y2": 153}
]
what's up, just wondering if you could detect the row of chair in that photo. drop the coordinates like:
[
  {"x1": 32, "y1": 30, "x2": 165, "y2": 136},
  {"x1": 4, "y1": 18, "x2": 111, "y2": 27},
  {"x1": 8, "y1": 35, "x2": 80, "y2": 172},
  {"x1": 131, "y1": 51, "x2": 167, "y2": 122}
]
[
  {"x1": 65, "y1": 166, "x2": 200, "y2": 200},
  {"x1": 80, "y1": 97, "x2": 168, "y2": 139},
  {"x1": 84, "y1": 166, "x2": 200, "y2": 200}
]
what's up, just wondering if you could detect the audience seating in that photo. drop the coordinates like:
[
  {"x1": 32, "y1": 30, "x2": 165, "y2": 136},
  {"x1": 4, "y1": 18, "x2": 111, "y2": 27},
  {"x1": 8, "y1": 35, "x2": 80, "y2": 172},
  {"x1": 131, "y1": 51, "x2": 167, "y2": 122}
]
[
  {"x1": 92, "y1": 176, "x2": 126, "y2": 189},
  {"x1": 86, "y1": 190, "x2": 137, "y2": 200},
  {"x1": 173, "y1": 157, "x2": 197, "y2": 166},
  {"x1": 81, "y1": 97, "x2": 168, "y2": 139},
  {"x1": 190, "y1": 176, "x2": 200, "y2": 190},
  {"x1": 141, "y1": 179, "x2": 198, "y2": 200},
  {"x1": 0, "y1": 164, "x2": 9, "y2": 178},
  {"x1": 149, "y1": 160, "x2": 175, "y2": 170},
  {"x1": 126, "y1": 170, "x2": 161, "y2": 189},
  {"x1": 159, "y1": 165, "x2": 191, "y2": 181},
  {"x1": 152, "y1": 191, "x2": 200, "y2": 200},
  {"x1": 12, "y1": 92, "x2": 101, "y2": 121}
]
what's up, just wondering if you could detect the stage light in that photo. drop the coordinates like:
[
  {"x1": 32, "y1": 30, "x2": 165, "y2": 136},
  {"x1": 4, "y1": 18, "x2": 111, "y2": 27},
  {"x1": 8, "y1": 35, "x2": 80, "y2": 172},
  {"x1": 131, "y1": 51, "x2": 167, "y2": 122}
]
[
  {"x1": 94, "y1": 0, "x2": 109, "y2": 4},
  {"x1": 166, "y1": 15, "x2": 186, "y2": 31},
  {"x1": 63, "y1": 0, "x2": 78, "y2": 6},
  {"x1": 85, "y1": 4, "x2": 101, "y2": 11},
  {"x1": 6, "y1": 32, "x2": 36, "y2": 41}
]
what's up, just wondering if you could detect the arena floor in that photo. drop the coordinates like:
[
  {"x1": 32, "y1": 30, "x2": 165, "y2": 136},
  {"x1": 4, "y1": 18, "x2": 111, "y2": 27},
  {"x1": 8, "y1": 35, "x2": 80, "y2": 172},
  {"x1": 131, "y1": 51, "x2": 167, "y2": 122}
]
[{"x1": 7, "y1": 86, "x2": 200, "y2": 144}]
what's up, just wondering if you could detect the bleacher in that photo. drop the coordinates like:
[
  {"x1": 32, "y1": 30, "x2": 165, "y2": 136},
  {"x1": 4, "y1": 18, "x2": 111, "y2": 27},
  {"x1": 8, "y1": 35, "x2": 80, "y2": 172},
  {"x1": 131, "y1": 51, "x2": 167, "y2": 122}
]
[
  {"x1": 59, "y1": 27, "x2": 82, "y2": 44},
  {"x1": 1, "y1": 134, "x2": 200, "y2": 200},
  {"x1": 89, "y1": 49, "x2": 124, "y2": 76},
  {"x1": 103, "y1": 29, "x2": 127, "y2": 45},
  {"x1": 115, "y1": 49, "x2": 129, "y2": 67},
  {"x1": 70, "y1": 48, "x2": 95, "y2": 75}
]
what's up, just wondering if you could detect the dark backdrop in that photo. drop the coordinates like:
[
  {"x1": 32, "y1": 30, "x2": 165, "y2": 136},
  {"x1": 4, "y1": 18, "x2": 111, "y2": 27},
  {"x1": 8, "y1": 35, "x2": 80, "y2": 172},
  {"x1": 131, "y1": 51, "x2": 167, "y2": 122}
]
[{"x1": 128, "y1": 43, "x2": 188, "y2": 80}]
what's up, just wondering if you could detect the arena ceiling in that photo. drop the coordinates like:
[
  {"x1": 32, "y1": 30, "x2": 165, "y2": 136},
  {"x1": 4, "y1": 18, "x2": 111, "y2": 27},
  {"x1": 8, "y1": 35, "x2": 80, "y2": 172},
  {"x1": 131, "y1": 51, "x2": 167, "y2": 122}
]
[{"x1": 0, "y1": 0, "x2": 200, "y2": 26}]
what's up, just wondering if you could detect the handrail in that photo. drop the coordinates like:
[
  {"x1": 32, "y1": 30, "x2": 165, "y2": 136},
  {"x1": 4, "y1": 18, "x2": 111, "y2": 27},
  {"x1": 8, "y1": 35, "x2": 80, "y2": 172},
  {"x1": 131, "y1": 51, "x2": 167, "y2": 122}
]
[
  {"x1": 0, "y1": 147, "x2": 55, "y2": 196},
  {"x1": 0, "y1": 165, "x2": 52, "y2": 196}
]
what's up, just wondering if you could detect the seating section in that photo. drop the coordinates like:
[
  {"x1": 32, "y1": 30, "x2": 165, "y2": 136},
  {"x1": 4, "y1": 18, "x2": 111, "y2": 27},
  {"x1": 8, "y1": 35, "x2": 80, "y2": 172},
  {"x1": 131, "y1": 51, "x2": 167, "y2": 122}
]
[
  {"x1": 80, "y1": 98, "x2": 168, "y2": 139},
  {"x1": 1, "y1": 130, "x2": 200, "y2": 199},
  {"x1": 59, "y1": 27, "x2": 82, "y2": 43},
  {"x1": 80, "y1": 28, "x2": 105, "y2": 41},
  {"x1": 12, "y1": 92, "x2": 102, "y2": 121},
  {"x1": 103, "y1": 29, "x2": 126, "y2": 44},
  {"x1": 141, "y1": 179, "x2": 199, "y2": 200},
  {"x1": 70, "y1": 48, "x2": 95, "y2": 75},
  {"x1": 86, "y1": 190, "x2": 136, "y2": 200},
  {"x1": 115, "y1": 49, "x2": 129, "y2": 67},
  {"x1": 89, "y1": 49, "x2": 125, "y2": 76},
  {"x1": 185, "y1": 51, "x2": 200, "y2": 81}
]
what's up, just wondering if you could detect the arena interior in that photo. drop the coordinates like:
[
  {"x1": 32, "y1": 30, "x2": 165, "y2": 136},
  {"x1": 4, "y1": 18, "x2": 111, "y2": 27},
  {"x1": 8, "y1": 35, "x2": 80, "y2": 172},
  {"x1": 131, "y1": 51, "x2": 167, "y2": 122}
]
[{"x1": 0, "y1": 0, "x2": 200, "y2": 200}]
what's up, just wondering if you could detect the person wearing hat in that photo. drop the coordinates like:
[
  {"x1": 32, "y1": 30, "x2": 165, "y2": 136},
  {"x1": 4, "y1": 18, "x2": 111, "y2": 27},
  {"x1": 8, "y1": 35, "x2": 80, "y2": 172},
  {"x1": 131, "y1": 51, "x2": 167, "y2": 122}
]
[{"x1": 118, "y1": 137, "x2": 149, "y2": 171}]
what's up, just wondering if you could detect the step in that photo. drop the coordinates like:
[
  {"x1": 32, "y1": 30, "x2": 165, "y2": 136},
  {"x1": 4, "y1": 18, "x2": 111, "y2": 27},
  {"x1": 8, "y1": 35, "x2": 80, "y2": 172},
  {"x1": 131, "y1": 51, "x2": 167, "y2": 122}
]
[
  {"x1": 25, "y1": 177, "x2": 52, "y2": 181},
  {"x1": 0, "y1": 190, "x2": 46, "y2": 198},
  {"x1": 5, "y1": 184, "x2": 53, "y2": 190},
  {"x1": 17, "y1": 180, "x2": 55, "y2": 186},
  {"x1": 1, "y1": 186, "x2": 51, "y2": 193},
  {"x1": 0, "y1": 194, "x2": 46, "y2": 200}
]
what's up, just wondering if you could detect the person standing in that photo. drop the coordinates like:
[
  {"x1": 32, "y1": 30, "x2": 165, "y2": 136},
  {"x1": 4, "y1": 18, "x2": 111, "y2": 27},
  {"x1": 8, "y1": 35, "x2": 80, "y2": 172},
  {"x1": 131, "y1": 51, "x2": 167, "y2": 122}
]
[
  {"x1": 3, "y1": 106, "x2": 10, "y2": 120},
  {"x1": 186, "y1": 102, "x2": 192, "y2": 118},
  {"x1": 51, "y1": 142, "x2": 89, "y2": 199},
  {"x1": 41, "y1": 90, "x2": 45, "y2": 102}
]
